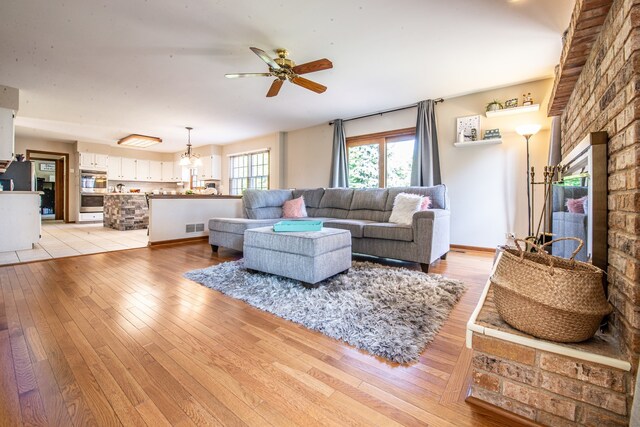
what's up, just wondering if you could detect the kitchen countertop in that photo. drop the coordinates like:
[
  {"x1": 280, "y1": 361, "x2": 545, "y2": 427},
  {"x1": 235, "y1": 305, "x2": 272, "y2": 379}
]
[
  {"x1": 105, "y1": 192, "x2": 146, "y2": 196},
  {"x1": 148, "y1": 194, "x2": 241, "y2": 199},
  {"x1": 0, "y1": 191, "x2": 43, "y2": 195}
]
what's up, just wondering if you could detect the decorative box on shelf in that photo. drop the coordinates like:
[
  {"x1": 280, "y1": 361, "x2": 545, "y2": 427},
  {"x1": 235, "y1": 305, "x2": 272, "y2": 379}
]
[{"x1": 273, "y1": 220, "x2": 323, "y2": 232}]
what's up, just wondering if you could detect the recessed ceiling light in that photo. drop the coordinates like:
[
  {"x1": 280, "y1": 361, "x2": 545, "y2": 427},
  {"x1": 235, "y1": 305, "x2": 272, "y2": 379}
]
[{"x1": 117, "y1": 134, "x2": 162, "y2": 148}]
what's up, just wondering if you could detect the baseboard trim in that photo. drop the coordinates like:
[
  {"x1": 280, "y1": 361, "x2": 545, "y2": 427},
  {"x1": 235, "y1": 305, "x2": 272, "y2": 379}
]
[
  {"x1": 465, "y1": 395, "x2": 541, "y2": 427},
  {"x1": 451, "y1": 244, "x2": 495, "y2": 253},
  {"x1": 148, "y1": 236, "x2": 208, "y2": 246}
]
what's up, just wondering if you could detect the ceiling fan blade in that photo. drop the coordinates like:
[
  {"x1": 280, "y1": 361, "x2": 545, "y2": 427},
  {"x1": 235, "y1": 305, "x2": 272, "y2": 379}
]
[
  {"x1": 266, "y1": 79, "x2": 284, "y2": 97},
  {"x1": 225, "y1": 73, "x2": 271, "y2": 78},
  {"x1": 292, "y1": 58, "x2": 333, "y2": 75},
  {"x1": 291, "y1": 76, "x2": 327, "y2": 94},
  {"x1": 250, "y1": 47, "x2": 281, "y2": 70}
]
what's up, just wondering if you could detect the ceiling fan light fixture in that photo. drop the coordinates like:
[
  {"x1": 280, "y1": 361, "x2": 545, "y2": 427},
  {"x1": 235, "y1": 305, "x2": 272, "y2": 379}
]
[{"x1": 117, "y1": 134, "x2": 162, "y2": 148}]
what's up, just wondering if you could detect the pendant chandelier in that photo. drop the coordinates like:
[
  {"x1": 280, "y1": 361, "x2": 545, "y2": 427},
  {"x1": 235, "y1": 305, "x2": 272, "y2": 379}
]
[{"x1": 179, "y1": 126, "x2": 202, "y2": 166}]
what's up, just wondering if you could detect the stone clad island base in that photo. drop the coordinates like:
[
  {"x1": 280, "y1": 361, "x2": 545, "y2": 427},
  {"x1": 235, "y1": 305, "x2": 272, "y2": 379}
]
[{"x1": 243, "y1": 226, "x2": 352, "y2": 285}]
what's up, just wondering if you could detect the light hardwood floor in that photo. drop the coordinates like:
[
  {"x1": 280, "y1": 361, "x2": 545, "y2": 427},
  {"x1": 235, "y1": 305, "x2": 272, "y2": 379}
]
[{"x1": 0, "y1": 241, "x2": 523, "y2": 426}]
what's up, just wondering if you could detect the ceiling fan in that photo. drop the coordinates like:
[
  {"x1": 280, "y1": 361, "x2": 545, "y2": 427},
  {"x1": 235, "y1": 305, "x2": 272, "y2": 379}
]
[{"x1": 225, "y1": 47, "x2": 333, "y2": 97}]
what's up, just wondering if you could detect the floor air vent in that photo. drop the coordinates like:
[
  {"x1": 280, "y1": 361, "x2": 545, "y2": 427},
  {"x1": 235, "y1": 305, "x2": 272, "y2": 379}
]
[{"x1": 185, "y1": 223, "x2": 205, "y2": 233}]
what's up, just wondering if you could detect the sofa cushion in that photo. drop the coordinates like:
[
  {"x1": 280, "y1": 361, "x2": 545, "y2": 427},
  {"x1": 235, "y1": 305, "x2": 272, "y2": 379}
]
[
  {"x1": 292, "y1": 188, "x2": 325, "y2": 208},
  {"x1": 243, "y1": 189, "x2": 293, "y2": 219},
  {"x1": 323, "y1": 219, "x2": 374, "y2": 238},
  {"x1": 319, "y1": 188, "x2": 354, "y2": 210},
  {"x1": 209, "y1": 218, "x2": 280, "y2": 234},
  {"x1": 346, "y1": 188, "x2": 388, "y2": 222},
  {"x1": 363, "y1": 223, "x2": 414, "y2": 242},
  {"x1": 384, "y1": 185, "x2": 447, "y2": 220}
]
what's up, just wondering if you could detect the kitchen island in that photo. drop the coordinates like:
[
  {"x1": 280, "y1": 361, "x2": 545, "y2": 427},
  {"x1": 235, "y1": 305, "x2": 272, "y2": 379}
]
[
  {"x1": 103, "y1": 193, "x2": 148, "y2": 231},
  {"x1": 148, "y1": 194, "x2": 242, "y2": 244},
  {"x1": 0, "y1": 191, "x2": 42, "y2": 252}
]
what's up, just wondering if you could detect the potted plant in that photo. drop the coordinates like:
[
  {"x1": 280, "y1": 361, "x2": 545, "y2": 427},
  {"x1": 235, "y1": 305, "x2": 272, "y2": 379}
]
[{"x1": 485, "y1": 100, "x2": 503, "y2": 112}]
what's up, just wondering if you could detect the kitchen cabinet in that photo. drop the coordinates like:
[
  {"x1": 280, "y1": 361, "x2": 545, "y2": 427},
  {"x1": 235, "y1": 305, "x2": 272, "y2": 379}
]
[
  {"x1": 149, "y1": 160, "x2": 162, "y2": 181},
  {"x1": 197, "y1": 154, "x2": 222, "y2": 180},
  {"x1": 136, "y1": 160, "x2": 150, "y2": 181},
  {"x1": 0, "y1": 107, "x2": 15, "y2": 162},
  {"x1": 79, "y1": 152, "x2": 109, "y2": 170},
  {"x1": 108, "y1": 156, "x2": 121, "y2": 179},
  {"x1": 161, "y1": 161, "x2": 179, "y2": 182},
  {"x1": 120, "y1": 158, "x2": 137, "y2": 181}
]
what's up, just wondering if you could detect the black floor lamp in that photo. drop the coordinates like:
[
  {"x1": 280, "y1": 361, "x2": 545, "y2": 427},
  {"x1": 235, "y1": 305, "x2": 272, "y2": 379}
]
[{"x1": 516, "y1": 124, "x2": 541, "y2": 237}]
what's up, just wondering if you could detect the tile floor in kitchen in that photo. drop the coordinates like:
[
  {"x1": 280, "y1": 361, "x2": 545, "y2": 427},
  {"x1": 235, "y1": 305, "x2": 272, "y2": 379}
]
[{"x1": 0, "y1": 221, "x2": 149, "y2": 265}]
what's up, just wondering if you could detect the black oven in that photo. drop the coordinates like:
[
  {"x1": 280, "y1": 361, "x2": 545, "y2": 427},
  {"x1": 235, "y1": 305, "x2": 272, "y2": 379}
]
[{"x1": 80, "y1": 193, "x2": 104, "y2": 213}]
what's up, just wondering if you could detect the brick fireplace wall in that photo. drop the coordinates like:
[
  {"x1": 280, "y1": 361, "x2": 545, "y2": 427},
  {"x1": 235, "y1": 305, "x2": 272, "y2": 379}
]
[{"x1": 561, "y1": 0, "x2": 640, "y2": 364}]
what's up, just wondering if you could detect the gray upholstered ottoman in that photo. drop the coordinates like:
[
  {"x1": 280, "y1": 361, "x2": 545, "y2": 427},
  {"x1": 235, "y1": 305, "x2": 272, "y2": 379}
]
[{"x1": 243, "y1": 226, "x2": 352, "y2": 284}]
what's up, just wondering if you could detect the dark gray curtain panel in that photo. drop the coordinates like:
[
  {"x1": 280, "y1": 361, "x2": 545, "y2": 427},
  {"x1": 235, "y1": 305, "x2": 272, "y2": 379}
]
[
  {"x1": 411, "y1": 100, "x2": 441, "y2": 186},
  {"x1": 330, "y1": 119, "x2": 348, "y2": 187}
]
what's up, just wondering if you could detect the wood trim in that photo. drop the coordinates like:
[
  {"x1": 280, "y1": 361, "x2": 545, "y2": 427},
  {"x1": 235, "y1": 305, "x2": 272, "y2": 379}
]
[
  {"x1": 148, "y1": 236, "x2": 208, "y2": 246},
  {"x1": 54, "y1": 158, "x2": 65, "y2": 220},
  {"x1": 26, "y1": 149, "x2": 71, "y2": 223},
  {"x1": 346, "y1": 127, "x2": 416, "y2": 143},
  {"x1": 451, "y1": 244, "x2": 496, "y2": 253},
  {"x1": 465, "y1": 395, "x2": 541, "y2": 427}
]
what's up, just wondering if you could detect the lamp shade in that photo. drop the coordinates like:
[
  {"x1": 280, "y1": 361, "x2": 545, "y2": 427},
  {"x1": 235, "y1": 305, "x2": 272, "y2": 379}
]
[{"x1": 516, "y1": 124, "x2": 542, "y2": 136}]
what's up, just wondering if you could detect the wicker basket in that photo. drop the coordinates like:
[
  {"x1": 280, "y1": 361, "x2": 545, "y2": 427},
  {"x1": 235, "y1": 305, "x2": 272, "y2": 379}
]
[{"x1": 491, "y1": 237, "x2": 612, "y2": 343}]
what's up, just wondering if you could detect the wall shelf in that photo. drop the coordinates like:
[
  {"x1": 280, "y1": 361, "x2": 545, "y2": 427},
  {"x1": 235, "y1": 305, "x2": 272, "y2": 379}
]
[
  {"x1": 454, "y1": 138, "x2": 502, "y2": 148},
  {"x1": 485, "y1": 104, "x2": 540, "y2": 118}
]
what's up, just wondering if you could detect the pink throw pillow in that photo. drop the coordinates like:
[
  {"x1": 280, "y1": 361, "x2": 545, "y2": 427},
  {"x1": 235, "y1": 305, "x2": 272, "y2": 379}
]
[
  {"x1": 420, "y1": 196, "x2": 432, "y2": 210},
  {"x1": 282, "y1": 196, "x2": 308, "y2": 218},
  {"x1": 566, "y1": 196, "x2": 587, "y2": 214}
]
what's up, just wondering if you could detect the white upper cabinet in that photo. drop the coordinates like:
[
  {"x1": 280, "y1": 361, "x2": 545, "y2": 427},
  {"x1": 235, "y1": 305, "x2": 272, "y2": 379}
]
[
  {"x1": 161, "y1": 161, "x2": 174, "y2": 182},
  {"x1": 79, "y1": 152, "x2": 109, "y2": 170},
  {"x1": 0, "y1": 108, "x2": 15, "y2": 161},
  {"x1": 108, "y1": 156, "x2": 121, "y2": 180},
  {"x1": 136, "y1": 160, "x2": 150, "y2": 181},
  {"x1": 149, "y1": 160, "x2": 162, "y2": 182},
  {"x1": 210, "y1": 154, "x2": 221, "y2": 180},
  {"x1": 120, "y1": 158, "x2": 137, "y2": 181},
  {"x1": 197, "y1": 155, "x2": 222, "y2": 180}
]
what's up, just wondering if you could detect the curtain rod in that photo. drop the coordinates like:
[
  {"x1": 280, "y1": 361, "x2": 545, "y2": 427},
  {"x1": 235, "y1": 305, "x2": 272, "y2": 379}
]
[{"x1": 328, "y1": 98, "x2": 444, "y2": 125}]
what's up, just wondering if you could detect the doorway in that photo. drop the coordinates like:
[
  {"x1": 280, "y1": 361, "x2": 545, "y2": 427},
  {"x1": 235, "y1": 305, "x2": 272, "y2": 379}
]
[{"x1": 26, "y1": 150, "x2": 69, "y2": 222}]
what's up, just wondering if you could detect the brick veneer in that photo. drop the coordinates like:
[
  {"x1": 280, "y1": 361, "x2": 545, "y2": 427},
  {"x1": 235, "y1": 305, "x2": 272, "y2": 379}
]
[
  {"x1": 470, "y1": 334, "x2": 633, "y2": 426},
  {"x1": 560, "y1": 0, "x2": 640, "y2": 363}
]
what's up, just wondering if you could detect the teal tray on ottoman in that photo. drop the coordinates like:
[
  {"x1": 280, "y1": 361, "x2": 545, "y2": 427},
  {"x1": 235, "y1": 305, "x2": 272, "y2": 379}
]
[
  {"x1": 243, "y1": 226, "x2": 352, "y2": 285},
  {"x1": 273, "y1": 220, "x2": 323, "y2": 232}
]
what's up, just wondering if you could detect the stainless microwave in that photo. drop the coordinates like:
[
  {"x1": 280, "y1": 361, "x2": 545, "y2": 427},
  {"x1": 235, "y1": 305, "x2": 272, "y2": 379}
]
[{"x1": 80, "y1": 170, "x2": 107, "y2": 193}]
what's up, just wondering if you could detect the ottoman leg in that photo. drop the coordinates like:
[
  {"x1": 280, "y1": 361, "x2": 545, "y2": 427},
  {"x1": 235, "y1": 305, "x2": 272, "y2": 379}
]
[
  {"x1": 211, "y1": 245, "x2": 219, "y2": 253},
  {"x1": 440, "y1": 252, "x2": 448, "y2": 260},
  {"x1": 420, "y1": 263, "x2": 430, "y2": 273}
]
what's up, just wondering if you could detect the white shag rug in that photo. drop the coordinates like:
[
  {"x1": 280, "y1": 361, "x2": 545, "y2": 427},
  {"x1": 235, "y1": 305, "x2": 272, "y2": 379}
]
[{"x1": 184, "y1": 260, "x2": 466, "y2": 363}]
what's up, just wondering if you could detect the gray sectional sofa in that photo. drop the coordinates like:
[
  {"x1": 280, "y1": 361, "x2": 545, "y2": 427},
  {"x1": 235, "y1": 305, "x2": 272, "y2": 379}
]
[{"x1": 208, "y1": 185, "x2": 450, "y2": 272}]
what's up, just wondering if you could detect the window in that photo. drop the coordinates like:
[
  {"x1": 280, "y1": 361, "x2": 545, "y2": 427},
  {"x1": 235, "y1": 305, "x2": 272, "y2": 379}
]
[
  {"x1": 347, "y1": 128, "x2": 415, "y2": 188},
  {"x1": 229, "y1": 150, "x2": 270, "y2": 195}
]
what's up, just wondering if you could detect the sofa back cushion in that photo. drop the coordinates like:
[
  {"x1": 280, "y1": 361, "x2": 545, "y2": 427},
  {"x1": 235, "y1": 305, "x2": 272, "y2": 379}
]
[
  {"x1": 315, "y1": 188, "x2": 354, "y2": 219},
  {"x1": 292, "y1": 188, "x2": 325, "y2": 217},
  {"x1": 384, "y1": 185, "x2": 448, "y2": 221},
  {"x1": 346, "y1": 188, "x2": 388, "y2": 221},
  {"x1": 243, "y1": 189, "x2": 293, "y2": 219}
]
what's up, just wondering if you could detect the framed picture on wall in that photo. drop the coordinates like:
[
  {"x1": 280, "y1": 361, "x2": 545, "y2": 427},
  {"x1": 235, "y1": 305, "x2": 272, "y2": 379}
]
[
  {"x1": 456, "y1": 115, "x2": 481, "y2": 142},
  {"x1": 39, "y1": 162, "x2": 55, "y2": 172}
]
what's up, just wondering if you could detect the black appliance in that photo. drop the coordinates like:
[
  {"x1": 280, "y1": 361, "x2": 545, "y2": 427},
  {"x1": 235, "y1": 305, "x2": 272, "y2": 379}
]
[{"x1": 0, "y1": 161, "x2": 35, "y2": 191}]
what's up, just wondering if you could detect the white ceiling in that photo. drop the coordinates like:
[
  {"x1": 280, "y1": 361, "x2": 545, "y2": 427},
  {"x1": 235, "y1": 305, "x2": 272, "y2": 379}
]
[{"x1": 0, "y1": 0, "x2": 573, "y2": 152}]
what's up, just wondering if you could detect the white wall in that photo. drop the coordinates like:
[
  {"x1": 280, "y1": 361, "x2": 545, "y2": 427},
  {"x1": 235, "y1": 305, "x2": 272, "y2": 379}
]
[{"x1": 283, "y1": 78, "x2": 554, "y2": 248}]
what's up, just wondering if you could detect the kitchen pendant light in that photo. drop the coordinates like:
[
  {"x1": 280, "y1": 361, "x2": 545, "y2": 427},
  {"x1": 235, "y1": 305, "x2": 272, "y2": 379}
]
[{"x1": 179, "y1": 127, "x2": 202, "y2": 167}]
